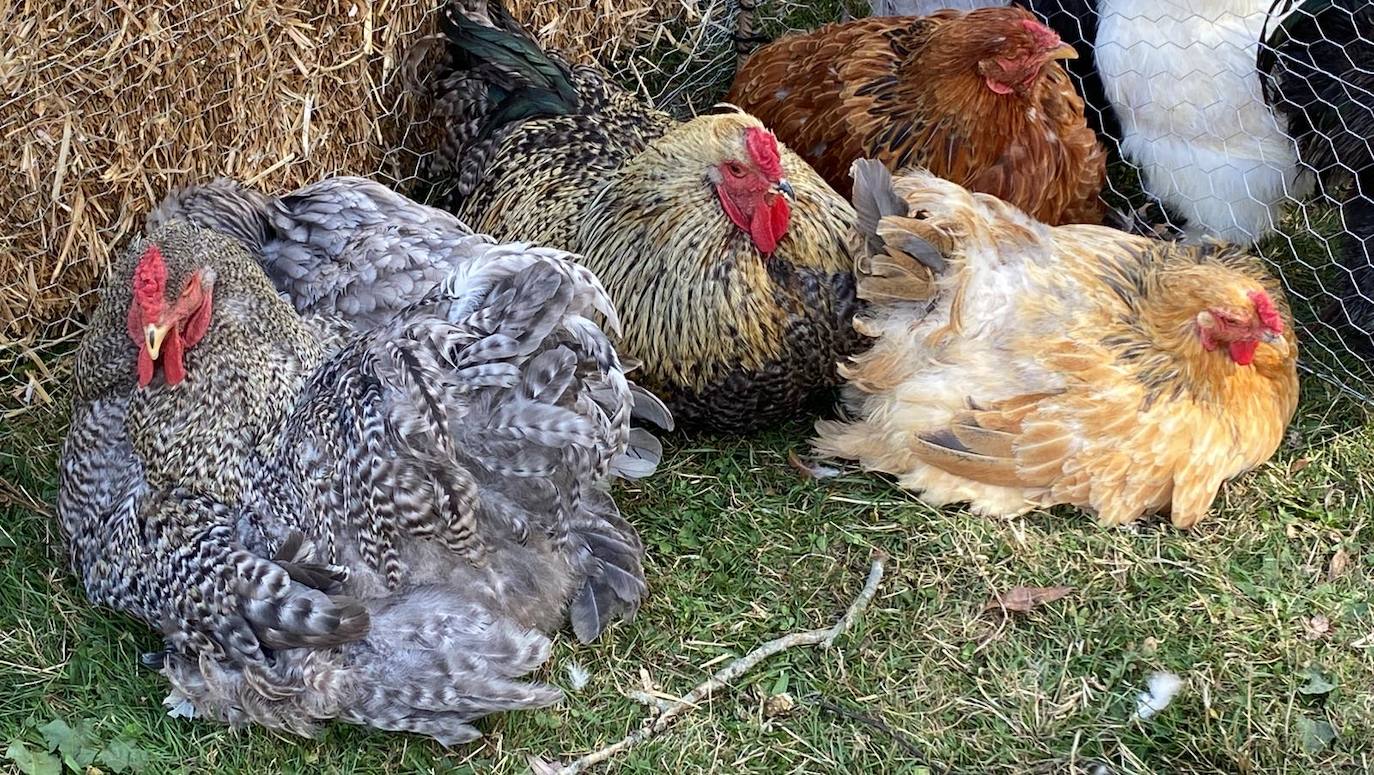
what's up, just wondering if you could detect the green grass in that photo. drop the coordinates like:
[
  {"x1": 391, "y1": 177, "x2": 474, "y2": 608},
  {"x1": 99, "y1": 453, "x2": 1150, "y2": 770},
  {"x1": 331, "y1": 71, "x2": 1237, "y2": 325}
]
[{"x1": 2, "y1": 374, "x2": 1372, "y2": 774}]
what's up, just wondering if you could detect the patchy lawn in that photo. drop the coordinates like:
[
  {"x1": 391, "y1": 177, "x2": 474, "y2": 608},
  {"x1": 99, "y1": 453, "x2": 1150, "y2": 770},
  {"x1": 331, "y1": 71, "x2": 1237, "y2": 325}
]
[{"x1": 2, "y1": 372, "x2": 1371, "y2": 773}]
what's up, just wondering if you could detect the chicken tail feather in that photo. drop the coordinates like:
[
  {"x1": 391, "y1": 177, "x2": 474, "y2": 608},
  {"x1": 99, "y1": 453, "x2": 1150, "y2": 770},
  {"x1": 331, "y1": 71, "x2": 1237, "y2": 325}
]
[
  {"x1": 566, "y1": 487, "x2": 646, "y2": 643},
  {"x1": 427, "y1": 0, "x2": 578, "y2": 197},
  {"x1": 850, "y1": 159, "x2": 909, "y2": 256}
]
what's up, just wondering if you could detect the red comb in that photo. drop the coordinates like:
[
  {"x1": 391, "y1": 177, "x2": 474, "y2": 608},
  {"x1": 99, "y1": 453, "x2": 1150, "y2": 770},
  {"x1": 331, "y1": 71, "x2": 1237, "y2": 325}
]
[
  {"x1": 745, "y1": 126, "x2": 784, "y2": 182},
  {"x1": 1249, "y1": 290, "x2": 1283, "y2": 333},
  {"x1": 134, "y1": 244, "x2": 167, "y2": 317},
  {"x1": 1020, "y1": 18, "x2": 1061, "y2": 49}
]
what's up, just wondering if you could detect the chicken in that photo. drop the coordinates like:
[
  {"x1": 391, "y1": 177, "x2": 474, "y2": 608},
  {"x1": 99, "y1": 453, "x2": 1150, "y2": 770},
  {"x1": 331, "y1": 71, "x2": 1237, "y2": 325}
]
[
  {"x1": 726, "y1": 8, "x2": 1107, "y2": 226},
  {"x1": 1260, "y1": 0, "x2": 1374, "y2": 353},
  {"x1": 815, "y1": 161, "x2": 1299, "y2": 528},
  {"x1": 870, "y1": 0, "x2": 1002, "y2": 12},
  {"x1": 1095, "y1": 0, "x2": 1311, "y2": 242},
  {"x1": 58, "y1": 206, "x2": 668, "y2": 743},
  {"x1": 865, "y1": 1, "x2": 1120, "y2": 138},
  {"x1": 420, "y1": 0, "x2": 860, "y2": 432}
]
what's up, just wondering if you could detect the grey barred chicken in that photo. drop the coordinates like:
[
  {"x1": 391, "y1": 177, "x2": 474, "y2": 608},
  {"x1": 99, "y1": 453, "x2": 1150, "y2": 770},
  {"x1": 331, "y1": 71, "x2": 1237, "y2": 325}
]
[
  {"x1": 418, "y1": 0, "x2": 860, "y2": 432},
  {"x1": 58, "y1": 199, "x2": 668, "y2": 744}
]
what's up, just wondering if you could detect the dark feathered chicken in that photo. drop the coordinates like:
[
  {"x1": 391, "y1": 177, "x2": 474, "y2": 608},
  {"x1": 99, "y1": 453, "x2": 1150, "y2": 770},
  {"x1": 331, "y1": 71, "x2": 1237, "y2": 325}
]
[
  {"x1": 419, "y1": 0, "x2": 860, "y2": 432},
  {"x1": 59, "y1": 198, "x2": 668, "y2": 744},
  {"x1": 1260, "y1": 0, "x2": 1374, "y2": 353}
]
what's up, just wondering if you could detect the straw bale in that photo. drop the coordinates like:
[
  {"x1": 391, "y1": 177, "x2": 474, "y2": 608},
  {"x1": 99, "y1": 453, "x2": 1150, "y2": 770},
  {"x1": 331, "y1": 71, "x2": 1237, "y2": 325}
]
[
  {"x1": 1, "y1": 0, "x2": 439, "y2": 355},
  {"x1": 0, "y1": 0, "x2": 684, "y2": 362},
  {"x1": 505, "y1": 0, "x2": 688, "y2": 65}
]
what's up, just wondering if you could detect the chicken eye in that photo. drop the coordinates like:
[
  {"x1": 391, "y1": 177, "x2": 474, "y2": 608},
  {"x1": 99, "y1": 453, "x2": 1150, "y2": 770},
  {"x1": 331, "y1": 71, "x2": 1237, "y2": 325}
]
[{"x1": 726, "y1": 162, "x2": 747, "y2": 178}]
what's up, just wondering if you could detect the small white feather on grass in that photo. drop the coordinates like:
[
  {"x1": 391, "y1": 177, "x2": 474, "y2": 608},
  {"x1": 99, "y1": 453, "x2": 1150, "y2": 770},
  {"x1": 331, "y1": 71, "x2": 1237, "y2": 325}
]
[
  {"x1": 1133, "y1": 671, "x2": 1183, "y2": 721},
  {"x1": 162, "y1": 692, "x2": 196, "y2": 719},
  {"x1": 565, "y1": 661, "x2": 591, "y2": 692}
]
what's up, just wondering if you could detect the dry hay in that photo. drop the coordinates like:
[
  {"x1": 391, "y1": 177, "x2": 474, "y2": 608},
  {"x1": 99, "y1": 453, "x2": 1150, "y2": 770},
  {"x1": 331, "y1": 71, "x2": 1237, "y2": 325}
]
[
  {"x1": 2, "y1": 0, "x2": 436, "y2": 364},
  {"x1": 0, "y1": 0, "x2": 687, "y2": 402},
  {"x1": 506, "y1": 0, "x2": 692, "y2": 66}
]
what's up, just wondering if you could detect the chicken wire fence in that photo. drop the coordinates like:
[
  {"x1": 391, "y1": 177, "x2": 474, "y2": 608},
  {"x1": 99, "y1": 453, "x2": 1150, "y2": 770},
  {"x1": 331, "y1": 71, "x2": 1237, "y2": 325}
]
[{"x1": 4, "y1": 0, "x2": 1373, "y2": 410}]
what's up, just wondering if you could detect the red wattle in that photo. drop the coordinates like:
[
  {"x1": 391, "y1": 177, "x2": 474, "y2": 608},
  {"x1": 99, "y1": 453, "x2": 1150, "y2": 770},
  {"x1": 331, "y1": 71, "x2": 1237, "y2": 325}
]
[
  {"x1": 985, "y1": 77, "x2": 1014, "y2": 95},
  {"x1": 137, "y1": 348, "x2": 154, "y2": 387},
  {"x1": 1229, "y1": 339, "x2": 1258, "y2": 366},
  {"x1": 162, "y1": 329, "x2": 186, "y2": 386},
  {"x1": 749, "y1": 197, "x2": 791, "y2": 255},
  {"x1": 770, "y1": 196, "x2": 790, "y2": 244}
]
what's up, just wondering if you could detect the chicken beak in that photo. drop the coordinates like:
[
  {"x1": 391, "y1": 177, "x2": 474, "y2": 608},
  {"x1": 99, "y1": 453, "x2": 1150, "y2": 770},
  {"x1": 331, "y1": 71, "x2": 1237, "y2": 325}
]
[
  {"x1": 774, "y1": 179, "x2": 796, "y2": 201},
  {"x1": 1046, "y1": 43, "x2": 1078, "y2": 61},
  {"x1": 145, "y1": 323, "x2": 171, "y2": 360}
]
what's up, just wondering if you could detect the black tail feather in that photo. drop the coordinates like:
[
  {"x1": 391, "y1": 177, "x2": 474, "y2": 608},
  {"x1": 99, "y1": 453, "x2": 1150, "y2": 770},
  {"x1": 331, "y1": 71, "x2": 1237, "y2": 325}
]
[{"x1": 437, "y1": 0, "x2": 579, "y2": 133}]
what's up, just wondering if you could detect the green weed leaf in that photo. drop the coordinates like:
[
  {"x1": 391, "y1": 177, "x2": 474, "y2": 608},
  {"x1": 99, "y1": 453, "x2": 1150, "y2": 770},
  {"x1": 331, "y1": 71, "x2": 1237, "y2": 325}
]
[
  {"x1": 4, "y1": 741, "x2": 61, "y2": 775},
  {"x1": 99, "y1": 738, "x2": 151, "y2": 773},
  {"x1": 1297, "y1": 665, "x2": 1338, "y2": 697},
  {"x1": 1297, "y1": 716, "x2": 1337, "y2": 753}
]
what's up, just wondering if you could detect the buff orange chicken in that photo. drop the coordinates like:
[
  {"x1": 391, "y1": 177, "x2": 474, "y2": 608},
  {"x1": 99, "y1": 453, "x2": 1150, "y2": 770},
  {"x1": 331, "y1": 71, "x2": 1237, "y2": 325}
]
[{"x1": 815, "y1": 161, "x2": 1299, "y2": 529}]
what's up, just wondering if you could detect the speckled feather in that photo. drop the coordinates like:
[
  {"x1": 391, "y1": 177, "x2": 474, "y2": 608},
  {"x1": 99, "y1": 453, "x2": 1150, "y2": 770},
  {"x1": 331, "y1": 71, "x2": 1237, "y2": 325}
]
[
  {"x1": 728, "y1": 9, "x2": 1107, "y2": 226},
  {"x1": 59, "y1": 214, "x2": 665, "y2": 745},
  {"x1": 422, "y1": 0, "x2": 861, "y2": 431}
]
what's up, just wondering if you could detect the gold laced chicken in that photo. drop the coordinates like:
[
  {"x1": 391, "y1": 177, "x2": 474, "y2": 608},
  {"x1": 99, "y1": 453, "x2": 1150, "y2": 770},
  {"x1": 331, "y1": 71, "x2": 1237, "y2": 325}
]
[
  {"x1": 815, "y1": 161, "x2": 1299, "y2": 528},
  {"x1": 421, "y1": 0, "x2": 860, "y2": 432}
]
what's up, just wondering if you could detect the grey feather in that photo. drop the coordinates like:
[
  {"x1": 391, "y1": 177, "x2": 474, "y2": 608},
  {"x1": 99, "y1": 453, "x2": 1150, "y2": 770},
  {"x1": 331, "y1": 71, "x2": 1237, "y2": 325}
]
[
  {"x1": 895, "y1": 232, "x2": 950, "y2": 274},
  {"x1": 628, "y1": 383, "x2": 674, "y2": 431},
  {"x1": 850, "y1": 159, "x2": 911, "y2": 257},
  {"x1": 609, "y1": 428, "x2": 662, "y2": 479}
]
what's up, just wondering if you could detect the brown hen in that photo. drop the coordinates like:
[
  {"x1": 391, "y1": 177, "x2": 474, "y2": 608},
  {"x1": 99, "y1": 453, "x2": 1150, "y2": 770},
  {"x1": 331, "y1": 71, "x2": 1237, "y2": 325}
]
[
  {"x1": 815, "y1": 162, "x2": 1300, "y2": 529},
  {"x1": 728, "y1": 8, "x2": 1107, "y2": 226}
]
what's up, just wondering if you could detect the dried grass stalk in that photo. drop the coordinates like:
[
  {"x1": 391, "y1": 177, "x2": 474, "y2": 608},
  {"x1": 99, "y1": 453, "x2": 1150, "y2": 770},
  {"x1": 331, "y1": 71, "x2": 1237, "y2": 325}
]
[{"x1": 505, "y1": 0, "x2": 687, "y2": 65}]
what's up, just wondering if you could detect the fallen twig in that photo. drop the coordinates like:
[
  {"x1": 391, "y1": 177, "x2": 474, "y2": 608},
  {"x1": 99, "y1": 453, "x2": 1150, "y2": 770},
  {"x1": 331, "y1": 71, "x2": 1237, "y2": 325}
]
[
  {"x1": 0, "y1": 476, "x2": 53, "y2": 519},
  {"x1": 625, "y1": 689, "x2": 674, "y2": 715},
  {"x1": 541, "y1": 550, "x2": 888, "y2": 774}
]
